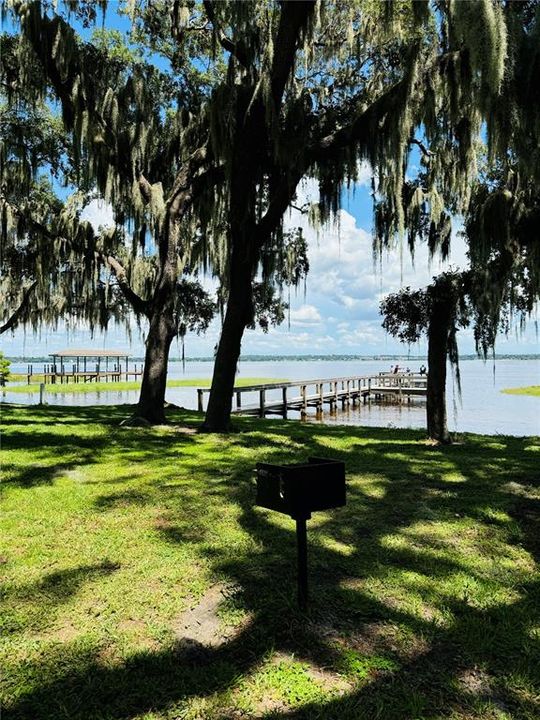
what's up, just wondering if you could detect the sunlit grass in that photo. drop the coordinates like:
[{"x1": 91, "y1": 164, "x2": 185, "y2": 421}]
[
  {"x1": 5, "y1": 377, "x2": 285, "y2": 394},
  {"x1": 1, "y1": 404, "x2": 538, "y2": 719},
  {"x1": 501, "y1": 385, "x2": 540, "y2": 396}
]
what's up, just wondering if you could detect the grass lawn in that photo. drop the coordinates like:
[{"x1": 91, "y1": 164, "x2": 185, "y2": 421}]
[
  {"x1": 1, "y1": 405, "x2": 539, "y2": 720},
  {"x1": 501, "y1": 386, "x2": 540, "y2": 397},
  {"x1": 6, "y1": 377, "x2": 284, "y2": 395}
]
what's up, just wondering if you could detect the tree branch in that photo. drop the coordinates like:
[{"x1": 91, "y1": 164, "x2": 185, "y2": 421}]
[
  {"x1": 270, "y1": 1, "x2": 316, "y2": 108},
  {"x1": 167, "y1": 145, "x2": 209, "y2": 218},
  {"x1": 167, "y1": 145, "x2": 225, "y2": 220},
  {"x1": 0, "y1": 281, "x2": 38, "y2": 334},
  {"x1": 18, "y1": 7, "x2": 134, "y2": 184},
  {"x1": 257, "y1": 167, "x2": 306, "y2": 243},
  {"x1": 411, "y1": 137, "x2": 433, "y2": 158},
  {"x1": 309, "y1": 43, "x2": 468, "y2": 166},
  {"x1": 97, "y1": 252, "x2": 150, "y2": 317},
  {"x1": 202, "y1": 1, "x2": 251, "y2": 69},
  {"x1": 310, "y1": 77, "x2": 409, "y2": 162},
  {"x1": 138, "y1": 173, "x2": 153, "y2": 204}
]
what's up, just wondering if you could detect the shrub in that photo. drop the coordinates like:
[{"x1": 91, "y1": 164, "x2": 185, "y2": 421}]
[{"x1": 0, "y1": 352, "x2": 11, "y2": 386}]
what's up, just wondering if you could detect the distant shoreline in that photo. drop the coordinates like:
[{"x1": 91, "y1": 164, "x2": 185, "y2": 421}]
[{"x1": 6, "y1": 353, "x2": 539, "y2": 363}]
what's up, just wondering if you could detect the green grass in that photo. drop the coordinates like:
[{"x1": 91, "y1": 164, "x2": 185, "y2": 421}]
[
  {"x1": 1, "y1": 404, "x2": 539, "y2": 719},
  {"x1": 5, "y1": 377, "x2": 284, "y2": 395},
  {"x1": 502, "y1": 386, "x2": 540, "y2": 397}
]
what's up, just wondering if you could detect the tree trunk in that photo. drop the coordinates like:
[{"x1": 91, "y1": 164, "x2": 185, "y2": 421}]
[
  {"x1": 133, "y1": 220, "x2": 179, "y2": 426},
  {"x1": 135, "y1": 304, "x2": 175, "y2": 424},
  {"x1": 201, "y1": 97, "x2": 259, "y2": 432},
  {"x1": 201, "y1": 244, "x2": 255, "y2": 432},
  {"x1": 426, "y1": 298, "x2": 452, "y2": 443}
]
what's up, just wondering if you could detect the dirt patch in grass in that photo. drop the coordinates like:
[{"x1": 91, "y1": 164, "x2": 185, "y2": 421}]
[
  {"x1": 173, "y1": 583, "x2": 248, "y2": 649},
  {"x1": 159, "y1": 424, "x2": 198, "y2": 435},
  {"x1": 456, "y1": 668, "x2": 513, "y2": 717},
  {"x1": 457, "y1": 668, "x2": 492, "y2": 695},
  {"x1": 53, "y1": 621, "x2": 81, "y2": 643},
  {"x1": 117, "y1": 618, "x2": 148, "y2": 634},
  {"x1": 252, "y1": 696, "x2": 288, "y2": 716}
]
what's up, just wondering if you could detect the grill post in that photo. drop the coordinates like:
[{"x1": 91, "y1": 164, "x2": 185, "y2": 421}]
[{"x1": 296, "y1": 517, "x2": 308, "y2": 611}]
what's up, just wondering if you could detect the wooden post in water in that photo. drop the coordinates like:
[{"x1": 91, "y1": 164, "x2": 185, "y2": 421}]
[
  {"x1": 282, "y1": 387, "x2": 288, "y2": 418},
  {"x1": 39, "y1": 383, "x2": 45, "y2": 405},
  {"x1": 301, "y1": 385, "x2": 307, "y2": 417},
  {"x1": 259, "y1": 389, "x2": 266, "y2": 418},
  {"x1": 236, "y1": 390, "x2": 242, "y2": 410},
  {"x1": 197, "y1": 389, "x2": 204, "y2": 413}
]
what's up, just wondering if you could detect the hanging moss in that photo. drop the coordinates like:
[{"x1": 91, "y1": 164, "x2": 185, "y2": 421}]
[{"x1": 3, "y1": 0, "x2": 536, "y2": 355}]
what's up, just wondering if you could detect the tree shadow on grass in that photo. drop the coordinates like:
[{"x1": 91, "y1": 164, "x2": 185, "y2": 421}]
[
  {"x1": 5, "y1": 556, "x2": 538, "y2": 719},
  {"x1": 3, "y1": 562, "x2": 120, "y2": 638},
  {"x1": 2, "y1": 407, "x2": 539, "y2": 719},
  {"x1": 1, "y1": 452, "x2": 98, "y2": 489},
  {"x1": 242, "y1": 579, "x2": 540, "y2": 720},
  {"x1": 1, "y1": 404, "x2": 136, "y2": 426}
]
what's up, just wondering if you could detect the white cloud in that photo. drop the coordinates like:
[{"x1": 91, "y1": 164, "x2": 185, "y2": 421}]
[
  {"x1": 289, "y1": 304, "x2": 322, "y2": 325},
  {"x1": 80, "y1": 199, "x2": 115, "y2": 231},
  {"x1": 341, "y1": 295, "x2": 359, "y2": 309},
  {"x1": 356, "y1": 160, "x2": 372, "y2": 187}
]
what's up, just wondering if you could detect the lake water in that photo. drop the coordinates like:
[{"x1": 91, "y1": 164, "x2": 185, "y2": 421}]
[{"x1": 3, "y1": 358, "x2": 539, "y2": 437}]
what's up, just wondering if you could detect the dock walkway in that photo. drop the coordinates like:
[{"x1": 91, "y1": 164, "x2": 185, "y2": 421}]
[{"x1": 198, "y1": 373, "x2": 427, "y2": 418}]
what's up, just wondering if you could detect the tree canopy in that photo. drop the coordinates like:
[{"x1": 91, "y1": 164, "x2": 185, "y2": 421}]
[{"x1": 3, "y1": 0, "x2": 538, "y2": 429}]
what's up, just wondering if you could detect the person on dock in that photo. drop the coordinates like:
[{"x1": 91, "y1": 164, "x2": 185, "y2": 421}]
[
  {"x1": 419, "y1": 364, "x2": 427, "y2": 375},
  {"x1": 393, "y1": 364, "x2": 400, "y2": 374}
]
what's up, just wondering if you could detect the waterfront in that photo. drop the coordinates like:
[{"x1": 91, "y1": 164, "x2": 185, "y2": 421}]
[{"x1": 3, "y1": 357, "x2": 539, "y2": 436}]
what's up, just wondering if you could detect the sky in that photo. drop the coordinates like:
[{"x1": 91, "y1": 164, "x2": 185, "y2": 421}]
[{"x1": 3, "y1": 171, "x2": 538, "y2": 359}]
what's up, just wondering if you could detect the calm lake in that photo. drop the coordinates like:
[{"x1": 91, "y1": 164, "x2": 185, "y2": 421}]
[{"x1": 3, "y1": 358, "x2": 539, "y2": 437}]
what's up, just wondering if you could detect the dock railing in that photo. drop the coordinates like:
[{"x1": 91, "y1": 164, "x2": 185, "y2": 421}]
[{"x1": 197, "y1": 372, "x2": 427, "y2": 418}]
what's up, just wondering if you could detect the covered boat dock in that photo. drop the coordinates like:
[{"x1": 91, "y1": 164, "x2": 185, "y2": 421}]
[{"x1": 38, "y1": 349, "x2": 143, "y2": 384}]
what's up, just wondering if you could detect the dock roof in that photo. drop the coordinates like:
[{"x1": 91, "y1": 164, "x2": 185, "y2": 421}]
[{"x1": 50, "y1": 349, "x2": 130, "y2": 358}]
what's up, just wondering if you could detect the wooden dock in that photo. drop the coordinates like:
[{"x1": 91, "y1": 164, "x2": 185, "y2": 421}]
[
  {"x1": 14, "y1": 350, "x2": 144, "y2": 385},
  {"x1": 19, "y1": 363, "x2": 144, "y2": 385},
  {"x1": 197, "y1": 373, "x2": 427, "y2": 418}
]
